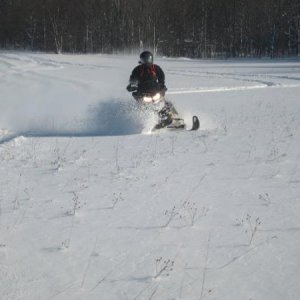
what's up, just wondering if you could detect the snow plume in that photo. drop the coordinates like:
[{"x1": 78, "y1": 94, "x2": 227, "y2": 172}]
[
  {"x1": 0, "y1": 97, "x2": 157, "y2": 139},
  {"x1": 0, "y1": 96, "x2": 87, "y2": 137},
  {"x1": 85, "y1": 99, "x2": 158, "y2": 136},
  {"x1": 0, "y1": 52, "x2": 157, "y2": 139}
]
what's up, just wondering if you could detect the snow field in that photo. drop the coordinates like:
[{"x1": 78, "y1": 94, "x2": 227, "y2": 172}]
[{"x1": 1, "y1": 52, "x2": 300, "y2": 299}]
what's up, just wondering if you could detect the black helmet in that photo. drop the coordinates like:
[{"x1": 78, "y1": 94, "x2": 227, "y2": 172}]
[{"x1": 139, "y1": 51, "x2": 153, "y2": 64}]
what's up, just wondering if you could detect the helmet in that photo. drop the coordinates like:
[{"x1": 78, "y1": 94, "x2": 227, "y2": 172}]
[{"x1": 139, "y1": 51, "x2": 153, "y2": 64}]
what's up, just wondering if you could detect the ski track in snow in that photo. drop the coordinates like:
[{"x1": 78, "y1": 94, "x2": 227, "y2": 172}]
[
  {"x1": 1, "y1": 52, "x2": 300, "y2": 300},
  {"x1": 167, "y1": 67, "x2": 300, "y2": 94}
]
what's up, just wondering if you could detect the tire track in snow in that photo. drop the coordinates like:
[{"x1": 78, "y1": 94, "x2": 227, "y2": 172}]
[
  {"x1": 0, "y1": 53, "x2": 63, "y2": 83},
  {"x1": 168, "y1": 69, "x2": 277, "y2": 86},
  {"x1": 168, "y1": 85, "x2": 266, "y2": 95},
  {"x1": 168, "y1": 82, "x2": 300, "y2": 95},
  {"x1": 167, "y1": 67, "x2": 300, "y2": 94},
  {"x1": 26, "y1": 55, "x2": 117, "y2": 70}
]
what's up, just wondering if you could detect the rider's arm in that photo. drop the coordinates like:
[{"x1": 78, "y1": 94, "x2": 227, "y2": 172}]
[
  {"x1": 127, "y1": 66, "x2": 140, "y2": 91},
  {"x1": 126, "y1": 66, "x2": 140, "y2": 92},
  {"x1": 130, "y1": 66, "x2": 140, "y2": 83},
  {"x1": 156, "y1": 65, "x2": 166, "y2": 90}
]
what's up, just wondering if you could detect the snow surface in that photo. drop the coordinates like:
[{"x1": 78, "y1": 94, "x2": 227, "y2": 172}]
[{"x1": 1, "y1": 51, "x2": 300, "y2": 300}]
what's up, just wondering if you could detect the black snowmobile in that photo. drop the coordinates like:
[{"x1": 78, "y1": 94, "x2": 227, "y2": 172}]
[
  {"x1": 127, "y1": 51, "x2": 199, "y2": 131},
  {"x1": 129, "y1": 82, "x2": 199, "y2": 131}
]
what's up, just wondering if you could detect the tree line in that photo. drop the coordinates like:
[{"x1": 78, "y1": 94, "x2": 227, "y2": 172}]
[{"x1": 0, "y1": 0, "x2": 300, "y2": 58}]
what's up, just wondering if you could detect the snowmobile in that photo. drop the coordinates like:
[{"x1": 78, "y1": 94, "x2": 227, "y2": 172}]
[{"x1": 131, "y1": 86, "x2": 200, "y2": 132}]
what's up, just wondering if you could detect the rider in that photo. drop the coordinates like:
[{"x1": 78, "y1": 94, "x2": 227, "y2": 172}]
[
  {"x1": 127, "y1": 51, "x2": 177, "y2": 128},
  {"x1": 126, "y1": 51, "x2": 167, "y2": 99}
]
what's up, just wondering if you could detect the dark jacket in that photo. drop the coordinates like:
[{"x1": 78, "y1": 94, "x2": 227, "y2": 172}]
[{"x1": 127, "y1": 63, "x2": 166, "y2": 93}]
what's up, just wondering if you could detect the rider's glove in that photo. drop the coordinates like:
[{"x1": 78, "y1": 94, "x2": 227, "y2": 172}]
[
  {"x1": 160, "y1": 84, "x2": 167, "y2": 92},
  {"x1": 126, "y1": 84, "x2": 137, "y2": 92}
]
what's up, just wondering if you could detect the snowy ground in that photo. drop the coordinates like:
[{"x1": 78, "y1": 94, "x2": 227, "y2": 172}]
[{"x1": 1, "y1": 51, "x2": 300, "y2": 300}]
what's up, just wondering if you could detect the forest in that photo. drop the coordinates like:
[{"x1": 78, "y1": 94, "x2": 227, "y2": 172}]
[{"x1": 0, "y1": 0, "x2": 300, "y2": 58}]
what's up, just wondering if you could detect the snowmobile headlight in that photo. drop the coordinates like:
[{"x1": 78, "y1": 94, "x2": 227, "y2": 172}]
[
  {"x1": 153, "y1": 93, "x2": 161, "y2": 101},
  {"x1": 143, "y1": 96, "x2": 153, "y2": 103}
]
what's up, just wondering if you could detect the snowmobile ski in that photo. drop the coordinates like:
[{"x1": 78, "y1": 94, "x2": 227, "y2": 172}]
[
  {"x1": 190, "y1": 116, "x2": 200, "y2": 131},
  {"x1": 152, "y1": 116, "x2": 200, "y2": 132}
]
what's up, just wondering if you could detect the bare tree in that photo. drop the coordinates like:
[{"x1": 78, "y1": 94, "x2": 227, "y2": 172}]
[{"x1": 1, "y1": 0, "x2": 300, "y2": 57}]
